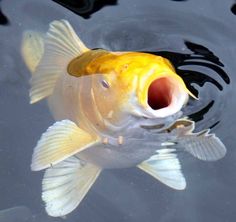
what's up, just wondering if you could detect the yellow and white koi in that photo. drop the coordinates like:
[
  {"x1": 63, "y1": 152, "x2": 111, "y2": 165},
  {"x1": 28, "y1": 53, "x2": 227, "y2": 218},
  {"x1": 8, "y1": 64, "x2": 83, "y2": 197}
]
[{"x1": 21, "y1": 20, "x2": 226, "y2": 217}]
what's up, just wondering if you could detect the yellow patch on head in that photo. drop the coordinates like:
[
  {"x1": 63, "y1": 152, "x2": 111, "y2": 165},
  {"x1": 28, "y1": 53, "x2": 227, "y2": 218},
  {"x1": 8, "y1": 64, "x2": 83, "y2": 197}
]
[{"x1": 67, "y1": 49, "x2": 197, "y2": 115}]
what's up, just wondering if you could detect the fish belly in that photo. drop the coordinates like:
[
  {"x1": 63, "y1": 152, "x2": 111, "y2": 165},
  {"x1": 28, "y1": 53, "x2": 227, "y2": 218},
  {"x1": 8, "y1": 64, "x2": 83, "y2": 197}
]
[{"x1": 77, "y1": 140, "x2": 158, "y2": 169}]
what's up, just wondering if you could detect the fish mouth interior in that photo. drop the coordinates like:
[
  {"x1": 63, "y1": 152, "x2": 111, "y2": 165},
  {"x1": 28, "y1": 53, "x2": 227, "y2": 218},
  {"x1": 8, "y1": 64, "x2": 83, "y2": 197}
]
[{"x1": 147, "y1": 77, "x2": 173, "y2": 110}]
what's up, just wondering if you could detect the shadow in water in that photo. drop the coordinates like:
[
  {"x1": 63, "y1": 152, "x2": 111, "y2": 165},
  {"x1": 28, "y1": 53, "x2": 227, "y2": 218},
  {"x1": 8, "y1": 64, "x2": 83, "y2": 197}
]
[{"x1": 52, "y1": 0, "x2": 118, "y2": 18}]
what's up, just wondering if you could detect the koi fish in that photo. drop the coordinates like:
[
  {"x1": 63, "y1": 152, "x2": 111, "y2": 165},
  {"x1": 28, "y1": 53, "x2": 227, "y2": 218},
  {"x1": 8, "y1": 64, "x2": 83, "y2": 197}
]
[{"x1": 21, "y1": 20, "x2": 226, "y2": 217}]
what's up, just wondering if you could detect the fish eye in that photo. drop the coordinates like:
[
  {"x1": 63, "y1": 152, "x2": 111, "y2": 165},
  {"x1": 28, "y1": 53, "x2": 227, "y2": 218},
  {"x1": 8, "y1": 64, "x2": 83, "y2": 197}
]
[{"x1": 101, "y1": 79, "x2": 110, "y2": 89}]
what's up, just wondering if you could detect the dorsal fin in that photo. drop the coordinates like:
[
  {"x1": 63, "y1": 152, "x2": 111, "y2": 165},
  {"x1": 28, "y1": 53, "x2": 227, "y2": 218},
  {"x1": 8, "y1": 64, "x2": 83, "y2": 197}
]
[
  {"x1": 29, "y1": 20, "x2": 89, "y2": 104},
  {"x1": 21, "y1": 31, "x2": 44, "y2": 73}
]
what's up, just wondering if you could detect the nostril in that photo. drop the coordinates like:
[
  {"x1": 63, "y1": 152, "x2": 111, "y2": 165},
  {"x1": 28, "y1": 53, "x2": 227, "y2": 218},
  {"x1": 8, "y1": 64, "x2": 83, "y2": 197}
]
[{"x1": 148, "y1": 77, "x2": 172, "y2": 110}]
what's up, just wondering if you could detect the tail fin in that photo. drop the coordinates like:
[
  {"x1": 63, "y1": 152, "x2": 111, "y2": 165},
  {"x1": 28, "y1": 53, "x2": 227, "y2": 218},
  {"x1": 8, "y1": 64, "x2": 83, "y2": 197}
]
[{"x1": 24, "y1": 20, "x2": 89, "y2": 104}]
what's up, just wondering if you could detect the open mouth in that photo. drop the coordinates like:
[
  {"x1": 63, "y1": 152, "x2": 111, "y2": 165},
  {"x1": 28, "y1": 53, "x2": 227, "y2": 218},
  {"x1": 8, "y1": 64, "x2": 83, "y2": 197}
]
[{"x1": 147, "y1": 77, "x2": 173, "y2": 110}]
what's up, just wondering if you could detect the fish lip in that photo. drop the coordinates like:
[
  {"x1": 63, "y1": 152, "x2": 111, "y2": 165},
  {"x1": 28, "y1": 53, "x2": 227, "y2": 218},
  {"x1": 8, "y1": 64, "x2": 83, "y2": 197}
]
[{"x1": 144, "y1": 76, "x2": 189, "y2": 118}]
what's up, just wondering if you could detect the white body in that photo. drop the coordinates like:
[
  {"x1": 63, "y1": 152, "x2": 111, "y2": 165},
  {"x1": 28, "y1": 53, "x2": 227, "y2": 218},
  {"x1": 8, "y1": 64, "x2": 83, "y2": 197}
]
[{"x1": 48, "y1": 73, "x2": 175, "y2": 168}]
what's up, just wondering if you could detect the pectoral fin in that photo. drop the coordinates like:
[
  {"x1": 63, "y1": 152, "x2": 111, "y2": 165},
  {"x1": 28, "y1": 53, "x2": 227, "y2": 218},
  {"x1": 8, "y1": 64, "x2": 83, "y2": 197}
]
[
  {"x1": 138, "y1": 149, "x2": 186, "y2": 190},
  {"x1": 42, "y1": 156, "x2": 101, "y2": 217},
  {"x1": 179, "y1": 129, "x2": 226, "y2": 161},
  {"x1": 165, "y1": 119, "x2": 226, "y2": 161},
  {"x1": 31, "y1": 120, "x2": 100, "y2": 171}
]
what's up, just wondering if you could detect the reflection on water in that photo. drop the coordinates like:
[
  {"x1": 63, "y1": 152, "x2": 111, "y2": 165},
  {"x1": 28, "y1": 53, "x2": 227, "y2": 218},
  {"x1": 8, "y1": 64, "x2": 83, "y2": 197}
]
[
  {"x1": 1, "y1": 0, "x2": 236, "y2": 222},
  {"x1": 53, "y1": 0, "x2": 118, "y2": 18}
]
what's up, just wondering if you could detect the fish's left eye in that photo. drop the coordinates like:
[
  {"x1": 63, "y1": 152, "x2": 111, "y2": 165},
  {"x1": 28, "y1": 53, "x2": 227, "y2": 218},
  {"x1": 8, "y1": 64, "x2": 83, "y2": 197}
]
[{"x1": 101, "y1": 79, "x2": 110, "y2": 89}]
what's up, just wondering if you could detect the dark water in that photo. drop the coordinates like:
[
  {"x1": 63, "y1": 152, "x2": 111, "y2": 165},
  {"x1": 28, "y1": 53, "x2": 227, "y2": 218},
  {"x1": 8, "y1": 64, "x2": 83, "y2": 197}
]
[
  {"x1": 0, "y1": 0, "x2": 236, "y2": 221},
  {"x1": 0, "y1": 0, "x2": 9, "y2": 25},
  {"x1": 52, "y1": 0, "x2": 118, "y2": 18}
]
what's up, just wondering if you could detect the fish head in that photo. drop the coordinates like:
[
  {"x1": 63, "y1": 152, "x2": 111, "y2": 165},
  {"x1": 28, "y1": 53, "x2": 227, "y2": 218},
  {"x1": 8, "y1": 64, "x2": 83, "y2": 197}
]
[{"x1": 68, "y1": 50, "x2": 196, "y2": 127}]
